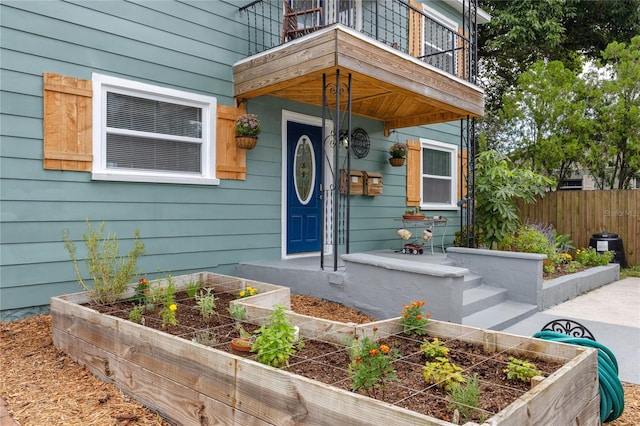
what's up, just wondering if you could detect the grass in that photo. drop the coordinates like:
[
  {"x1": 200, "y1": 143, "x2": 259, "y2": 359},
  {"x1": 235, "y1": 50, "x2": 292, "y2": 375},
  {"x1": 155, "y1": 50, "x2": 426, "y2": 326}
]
[{"x1": 620, "y1": 265, "x2": 640, "y2": 279}]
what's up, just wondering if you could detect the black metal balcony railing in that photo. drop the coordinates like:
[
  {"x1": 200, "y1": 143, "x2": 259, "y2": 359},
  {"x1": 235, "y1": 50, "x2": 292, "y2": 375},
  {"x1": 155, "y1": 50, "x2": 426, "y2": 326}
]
[{"x1": 238, "y1": 0, "x2": 476, "y2": 83}]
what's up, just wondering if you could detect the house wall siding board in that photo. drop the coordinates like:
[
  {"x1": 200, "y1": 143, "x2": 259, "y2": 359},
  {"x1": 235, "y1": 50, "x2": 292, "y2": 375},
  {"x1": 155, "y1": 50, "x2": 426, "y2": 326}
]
[{"x1": 0, "y1": 0, "x2": 469, "y2": 316}]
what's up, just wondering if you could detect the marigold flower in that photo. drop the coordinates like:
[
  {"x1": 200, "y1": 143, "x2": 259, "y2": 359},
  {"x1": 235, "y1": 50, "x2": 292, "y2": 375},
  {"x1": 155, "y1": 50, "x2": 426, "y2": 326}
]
[
  {"x1": 139, "y1": 278, "x2": 147, "y2": 285},
  {"x1": 159, "y1": 287, "x2": 164, "y2": 292},
  {"x1": 403, "y1": 305, "x2": 410, "y2": 310},
  {"x1": 411, "y1": 301, "x2": 419, "y2": 307},
  {"x1": 402, "y1": 313, "x2": 408, "y2": 318},
  {"x1": 355, "y1": 356, "x2": 362, "y2": 363},
  {"x1": 373, "y1": 327, "x2": 378, "y2": 332},
  {"x1": 369, "y1": 349, "x2": 379, "y2": 356},
  {"x1": 169, "y1": 304, "x2": 177, "y2": 311},
  {"x1": 426, "y1": 313, "x2": 432, "y2": 318},
  {"x1": 380, "y1": 344, "x2": 390, "y2": 354},
  {"x1": 418, "y1": 301, "x2": 425, "y2": 307},
  {"x1": 416, "y1": 315, "x2": 423, "y2": 320}
]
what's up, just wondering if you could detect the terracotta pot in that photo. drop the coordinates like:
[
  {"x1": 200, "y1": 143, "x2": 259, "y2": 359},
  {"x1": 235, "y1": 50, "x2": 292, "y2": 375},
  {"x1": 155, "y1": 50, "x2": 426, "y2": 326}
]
[
  {"x1": 389, "y1": 157, "x2": 405, "y2": 167},
  {"x1": 231, "y1": 337, "x2": 252, "y2": 352},
  {"x1": 403, "y1": 215, "x2": 425, "y2": 220},
  {"x1": 235, "y1": 136, "x2": 258, "y2": 150}
]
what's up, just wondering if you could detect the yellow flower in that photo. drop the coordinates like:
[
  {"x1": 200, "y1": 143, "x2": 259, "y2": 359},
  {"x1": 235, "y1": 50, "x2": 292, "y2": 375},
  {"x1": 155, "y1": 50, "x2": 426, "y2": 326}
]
[
  {"x1": 169, "y1": 304, "x2": 177, "y2": 311},
  {"x1": 239, "y1": 290, "x2": 246, "y2": 297}
]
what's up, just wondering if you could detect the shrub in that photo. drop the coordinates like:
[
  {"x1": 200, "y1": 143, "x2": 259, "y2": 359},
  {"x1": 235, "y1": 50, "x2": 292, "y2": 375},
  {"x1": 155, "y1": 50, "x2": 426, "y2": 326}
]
[
  {"x1": 450, "y1": 373, "x2": 481, "y2": 423},
  {"x1": 498, "y1": 224, "x2": 550, "y2": 254},
  {"x1": 423, "y1": 357, "x2": 466, "y2": 391},
  {"x1": 420, "y1": 338, "x2": 449, "y2": 359},
  {"x1": 503, "y1": 357, "x2": 542, "y2": 383},
  {"x1": 400, "y1": 301, "x2": 431, "y2": 336},
  {"x1": 195, "y1": 288, "x2": 217, "y2": 323},
  {"x1": 345, "y1": 328, "x2": 399, "y2": 395},
  {"x1": 575, "y1": 247, "x2": 614, "y2": 266},
  {"x1": 62, "y1": 219, "x2": 145, "y2": 304},
  {"x1": 251, "y1": 305, "x2": 301, "y2": 368}
]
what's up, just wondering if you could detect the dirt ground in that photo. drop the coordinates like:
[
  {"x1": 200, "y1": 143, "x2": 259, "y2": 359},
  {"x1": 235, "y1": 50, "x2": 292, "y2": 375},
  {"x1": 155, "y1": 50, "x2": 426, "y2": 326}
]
[{"x1": 1, "y1": 295, "x2": 638, "y2": 425}]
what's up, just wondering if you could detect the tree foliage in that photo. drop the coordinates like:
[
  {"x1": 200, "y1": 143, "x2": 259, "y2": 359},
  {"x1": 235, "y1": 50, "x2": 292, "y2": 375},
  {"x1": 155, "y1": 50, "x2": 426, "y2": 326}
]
[
  {"x1": 475, "y1": 151, "x2": 553, "y2": 249},
  {"x1": 478, "y1": 0, "x2": 640, "y2": 116},
  {"x1": 583, "y1": 36, "x2": 640, "y2": 189},
  {"x1": 499, "y1": 60, "x2": 589, "y2": 189}
]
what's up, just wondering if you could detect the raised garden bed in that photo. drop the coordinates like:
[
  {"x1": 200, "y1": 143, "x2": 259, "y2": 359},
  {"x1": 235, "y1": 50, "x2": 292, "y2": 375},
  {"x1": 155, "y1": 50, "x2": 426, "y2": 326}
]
[{"x1": 51, "y1": 272, "x2": 600, "y2": 425}]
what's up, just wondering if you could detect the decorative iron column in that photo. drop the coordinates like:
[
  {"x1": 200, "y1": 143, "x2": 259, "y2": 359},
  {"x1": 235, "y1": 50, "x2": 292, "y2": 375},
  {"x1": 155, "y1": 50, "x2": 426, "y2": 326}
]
[{"x1": 320, "y1": 69, "x2": 353, "y2": 271}]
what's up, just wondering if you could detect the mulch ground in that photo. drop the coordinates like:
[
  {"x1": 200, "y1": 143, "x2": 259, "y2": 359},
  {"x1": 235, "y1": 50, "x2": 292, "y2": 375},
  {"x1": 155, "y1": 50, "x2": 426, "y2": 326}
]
[{"x1": 1, "y1": 295, "x2": 638, "y2": 425}]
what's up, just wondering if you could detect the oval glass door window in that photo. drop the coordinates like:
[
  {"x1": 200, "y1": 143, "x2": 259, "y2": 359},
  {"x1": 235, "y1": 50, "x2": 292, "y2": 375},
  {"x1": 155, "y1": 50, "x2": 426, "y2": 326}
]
[{"x1": 293, "y1": 136, "x2": 315, "y2": 205}]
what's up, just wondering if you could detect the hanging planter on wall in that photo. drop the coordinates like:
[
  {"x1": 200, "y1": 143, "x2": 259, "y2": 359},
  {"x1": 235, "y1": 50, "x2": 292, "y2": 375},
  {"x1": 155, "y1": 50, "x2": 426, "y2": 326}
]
[
  {"x1": 234, "y1": 113, "x2": 261, "y2": 150},
  {"x1": 388, "y1": 142, "x2": 407, "y2": 167},
  {"x1": 235, "y1": 136, "x2": 258, "y2": 150},
  {"x1": 389, "y1": 157, "x2": 405, "y2": 167}
]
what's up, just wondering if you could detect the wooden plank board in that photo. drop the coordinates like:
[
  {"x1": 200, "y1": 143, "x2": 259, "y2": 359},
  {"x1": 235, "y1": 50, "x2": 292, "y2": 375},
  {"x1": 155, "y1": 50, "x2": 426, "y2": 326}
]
[{"x1": 51, "y1": 273, "x2": 600, "y2": 426}]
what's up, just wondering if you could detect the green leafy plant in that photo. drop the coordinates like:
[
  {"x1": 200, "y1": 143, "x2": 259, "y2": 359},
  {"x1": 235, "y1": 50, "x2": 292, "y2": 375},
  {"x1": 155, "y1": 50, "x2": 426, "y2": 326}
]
[
  {"x1": 160, "y1": 303, "x2": 178, "y2": 328},
  {"x1": 575, "y1": 247, "x2": 614, "y2": 266},
  {"x1": 158, "y1": 275, "x2": 177, "y2": 328},
  {"x1": 195, "y1": 288, "x2": 217, "y2": 324},
  {"x1": 503, "y1": 357, "x2": 542, "y2": 383},
  {"x1": 227, "y1": 303, "x2": 246, "y2": 322},
  {"x1": 400, "y1": 301, "x2": 430, "y2": 336},
  {"x1": 621, "y1": 265, "x2": 640, "y2": 279},
  {"x1": 345, "y1": 328, "x2": 399, "y2": 395},
  {"x1": 251, "y1": 305, "x2": 301, "y2": 368},
  {"x1": 420, "y1": 338, "x2": 449, "y2": 359},
  {"x1": 423, "y1": 357, "x2": 466, "y2": 391},
  {"x1": 450, "y1": 373, "x2": 481, "y2": 423},
  {"x1": 237, "y1": 285, "x2": 259, "y2": 298},
  {"x1": 474, "y1": 150, "x2": 554, "y2": 248},
  {"x1": 62, "y1": 219, "x2": 145, "y2": 304},
  {"x1": 128, "y1": 304, "x2": 145, "y2": 324},
  {"x1": 131, "y1": 277, "x2": 151, "y2": 305},
  {"x1": 186, "y1": 280, "x2": 202, "y2": 298},
  {"x1": 498, "y1": 224, "x2": 550, "y2": 254}
]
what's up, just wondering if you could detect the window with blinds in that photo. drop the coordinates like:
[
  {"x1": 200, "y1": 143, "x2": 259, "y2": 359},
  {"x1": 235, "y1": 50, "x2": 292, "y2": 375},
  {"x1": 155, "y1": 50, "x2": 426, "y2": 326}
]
[
  {"x1": 92, "y1": 73, "x2": 218, "y2": 185},
  {"x1": 420, "y1": 140, "x2": 457, "y2": 209}
]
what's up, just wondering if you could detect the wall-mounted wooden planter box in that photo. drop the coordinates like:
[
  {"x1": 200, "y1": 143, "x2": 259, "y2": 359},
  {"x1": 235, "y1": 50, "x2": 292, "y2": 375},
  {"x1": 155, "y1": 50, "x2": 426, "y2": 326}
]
[{"x1": 51, "y1": 272, "x2": 599, "y2": 426}]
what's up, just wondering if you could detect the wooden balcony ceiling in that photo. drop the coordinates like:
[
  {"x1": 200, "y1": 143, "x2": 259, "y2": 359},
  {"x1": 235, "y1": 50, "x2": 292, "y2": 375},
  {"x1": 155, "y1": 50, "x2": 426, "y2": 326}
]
[{"x1": 233, "y1": 25, "x2": 484, "y2": 133}]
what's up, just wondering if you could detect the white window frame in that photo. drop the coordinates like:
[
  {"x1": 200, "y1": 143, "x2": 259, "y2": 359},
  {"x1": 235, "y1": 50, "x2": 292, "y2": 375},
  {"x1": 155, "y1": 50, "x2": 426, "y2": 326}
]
[
  {"x1": 420, "y1": 139, "x2": 458, "y2": 210},
  {"x1": 91, "y1": 73, "x2": 219, "y2": 185}
]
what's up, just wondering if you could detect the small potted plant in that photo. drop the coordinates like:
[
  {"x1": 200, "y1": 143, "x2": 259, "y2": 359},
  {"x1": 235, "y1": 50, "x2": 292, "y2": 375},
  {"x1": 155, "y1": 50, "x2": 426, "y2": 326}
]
[
  {"x1": 403, "y1": 206, "x2": 425, "y2": 220},
  {"x1": 388, "y1": 142, "x2": 407, "y2": 166},
  {"x1": 234, "y1": 113, "x2": 261, "y2": 149}
]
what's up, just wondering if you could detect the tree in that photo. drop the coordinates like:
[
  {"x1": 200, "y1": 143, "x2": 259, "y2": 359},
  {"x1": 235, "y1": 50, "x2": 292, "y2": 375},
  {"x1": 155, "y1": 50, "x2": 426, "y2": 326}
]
[
  {"x1": 478, "y1": 0, "x2": 640, "y2": 116},
  {"x1": 498, "y1": 60, "x2": 589, "y2": 189},
  {"x1": 583, "y1": 36, "x2": 640, "y2": 189},
  {"x1": 474, "y1": 150, "x2": 554, "y2": 249}
]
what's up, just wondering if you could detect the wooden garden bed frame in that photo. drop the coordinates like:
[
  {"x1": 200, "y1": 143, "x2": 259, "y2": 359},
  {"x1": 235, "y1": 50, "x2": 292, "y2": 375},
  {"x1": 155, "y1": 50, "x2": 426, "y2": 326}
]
[{"x1": 51, "y1": 272, "x2": 599, "y2": 425}]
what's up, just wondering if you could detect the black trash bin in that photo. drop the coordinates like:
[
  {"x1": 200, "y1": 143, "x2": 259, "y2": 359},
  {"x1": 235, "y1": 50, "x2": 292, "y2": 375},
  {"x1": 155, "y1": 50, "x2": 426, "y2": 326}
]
[{"x1": 589, "y1": 231, "x2": 627, "y2": 268}]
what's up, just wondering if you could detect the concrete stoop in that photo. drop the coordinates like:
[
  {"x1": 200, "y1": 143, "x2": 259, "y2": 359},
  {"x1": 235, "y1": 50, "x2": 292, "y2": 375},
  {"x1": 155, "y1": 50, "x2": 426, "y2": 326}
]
[
  {"x1": 462, "y1": 284, "x2": 508, "y2": 317},
  {"x1": 462, "y1": 300, "x2": 538, "y2": 330}
]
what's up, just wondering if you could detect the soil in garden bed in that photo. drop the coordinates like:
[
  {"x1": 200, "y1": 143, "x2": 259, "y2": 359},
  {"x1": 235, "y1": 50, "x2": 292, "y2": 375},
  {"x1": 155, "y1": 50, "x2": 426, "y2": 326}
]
[{"x1": 91, "y1": 289, "x2": 565, "y2": 424}]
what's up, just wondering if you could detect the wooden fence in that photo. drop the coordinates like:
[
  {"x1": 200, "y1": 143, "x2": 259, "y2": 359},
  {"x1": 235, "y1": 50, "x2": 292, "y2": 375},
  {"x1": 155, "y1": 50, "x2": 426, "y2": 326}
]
[{"x1": 517, "y1": 190, "x2": 639, "y2": 267}]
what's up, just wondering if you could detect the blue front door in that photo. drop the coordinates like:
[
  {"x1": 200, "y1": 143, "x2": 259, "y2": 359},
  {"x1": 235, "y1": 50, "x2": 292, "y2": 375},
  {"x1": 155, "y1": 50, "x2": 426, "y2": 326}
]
[{"x1": 286, "y1": 121, "x2": 322, "y2": 254}]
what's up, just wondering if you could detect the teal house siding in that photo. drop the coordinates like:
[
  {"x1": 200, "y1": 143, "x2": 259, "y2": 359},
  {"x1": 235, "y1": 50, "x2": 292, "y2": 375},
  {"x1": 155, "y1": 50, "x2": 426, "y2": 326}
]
[{"x1": 0, "y1": 0, "x2": 469, "y2": 320}]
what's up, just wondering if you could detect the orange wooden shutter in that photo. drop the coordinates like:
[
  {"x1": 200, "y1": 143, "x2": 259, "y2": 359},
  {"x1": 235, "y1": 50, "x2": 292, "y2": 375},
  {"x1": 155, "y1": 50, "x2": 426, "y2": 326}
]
[
  {"x1": 216, "y1": 104, "x2": 247, "y2": 180},
  {"x1": 406, "y1": 139, "x2": 421, "y2": 206},
  {"x1": 43, "y1": 73, "x2": 93, "y2": 171},
  {"x1": 457, "y1": 29, "x2": 469, "y2": 79},
  {"x1": 458, "y1": 149, "x2": 468, "y2": 201},
  {"x1": 408, "y1": 0, "x2": 423, "y2": 57}
]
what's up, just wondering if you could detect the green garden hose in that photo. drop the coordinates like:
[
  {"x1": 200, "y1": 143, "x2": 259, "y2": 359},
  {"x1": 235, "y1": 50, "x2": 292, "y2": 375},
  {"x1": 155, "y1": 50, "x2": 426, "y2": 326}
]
[{"x1": 533, "y1": 330, "x2": 625, "y2": 423}]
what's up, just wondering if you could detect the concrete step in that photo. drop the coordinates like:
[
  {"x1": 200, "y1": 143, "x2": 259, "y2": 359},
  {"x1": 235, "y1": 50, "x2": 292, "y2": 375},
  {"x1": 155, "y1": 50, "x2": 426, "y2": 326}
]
[
  {"x1": 462, "y1": 301, "x2": 538, "y2": 331},
  {"x1": 462, "y1": 284, "x2": 508, "y2": 316},
  {"x1": 463, "y1": 273, "x2": 483, "y2": 290}
]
